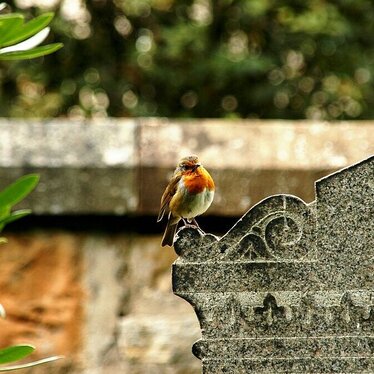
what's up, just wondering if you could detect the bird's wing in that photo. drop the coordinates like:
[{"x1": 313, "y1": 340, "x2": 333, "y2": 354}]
[{"x1": 157, "y1": 173, "x2": 181, "y2": 222}]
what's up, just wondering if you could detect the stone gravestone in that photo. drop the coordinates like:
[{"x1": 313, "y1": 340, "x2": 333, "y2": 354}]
[{"x1": 172, "y1": 156, "x2": 373, "y2": 373}]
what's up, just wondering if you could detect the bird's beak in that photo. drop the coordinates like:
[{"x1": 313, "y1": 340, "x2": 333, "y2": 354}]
[{"x1": 193, "y1": 163, "x2": 201, "y2": 171}]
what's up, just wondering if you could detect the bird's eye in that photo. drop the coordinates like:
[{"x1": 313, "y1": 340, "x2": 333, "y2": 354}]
[{"x1": 180, "y1": 163, "x2": 193, "y2": 170}]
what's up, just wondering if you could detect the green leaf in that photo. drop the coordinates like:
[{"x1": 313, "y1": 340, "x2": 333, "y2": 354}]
[
  {"x1": 0, "y1": 205, "x2": 10, "y2": 221},
  {"x1": 0, "y1": 12, "x2": 54, "y2": 48},
  {"x1": 0, "y1": 356, "x2": 63, "y2": 371},
  {"x1": 0, "y1": 345, "x2": 35, "y2": 365},
  {"x1": 0, "y1": 43, "x2": 63, "y2": 60},
  {"x1": 0, "y1": 174, "x2": 39, "y2": 208},
  {"x1": 0, "y1": 209, "x2": 32, "y2": 226},
  {"x1": 0, "y1": 14, "x2": 24, "y2": 47}
]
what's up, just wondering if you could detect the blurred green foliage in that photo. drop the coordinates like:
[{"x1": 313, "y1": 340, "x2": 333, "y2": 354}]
[{"x1": 0, "y1": 0, "x2": 373, "y2": 120}]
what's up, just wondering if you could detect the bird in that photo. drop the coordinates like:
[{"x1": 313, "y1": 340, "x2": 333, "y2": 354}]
[{"x1": 157, "y1": 155, "x2": 215, "y2": 247}]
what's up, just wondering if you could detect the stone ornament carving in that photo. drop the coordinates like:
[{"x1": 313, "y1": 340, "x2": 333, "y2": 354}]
[
  {"x1": 172, "y1": 155, "x2": 373, "y2": 373},
  {"x1": 175, "y1": 194, "x2": 316, "y2": 262}
]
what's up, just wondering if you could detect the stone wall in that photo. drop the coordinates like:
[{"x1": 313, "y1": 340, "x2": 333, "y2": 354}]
[
  {"x1": 0, "y1": 119, "x2": 373, "y2": 373},
  {"x1": 1, "y1": 119, "x2": 373, "y2": 214},
  {"x1": 0, "y1": 232, "x2": 200, "y2": 373}
]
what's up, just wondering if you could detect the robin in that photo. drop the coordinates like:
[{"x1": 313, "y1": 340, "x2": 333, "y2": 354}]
[{"x1": 157, "y1": 155, "x2": 215, "y2": 247}]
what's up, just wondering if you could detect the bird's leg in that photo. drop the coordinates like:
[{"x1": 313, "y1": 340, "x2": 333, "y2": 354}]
[
  {"x1": 181, "y1": 218, "x2": 205, "y2": 234},
  {"x1": 189, "y1": 218, "x2": 200, "y2": 228},
  {"x1": 181, "y1": 218, "x2": 194, "y2": 228},
  {"x1": 189, "y1": 218, "x2": 206, "y2": 234}
]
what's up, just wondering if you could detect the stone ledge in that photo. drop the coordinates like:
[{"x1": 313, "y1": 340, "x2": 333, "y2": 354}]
[{"x1": 0, "y1": 119, "x2": 373, "y2": 215}]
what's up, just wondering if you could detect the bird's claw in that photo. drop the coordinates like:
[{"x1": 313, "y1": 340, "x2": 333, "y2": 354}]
[{"x1": 181, "y1": 218, "x2": 206, "y2": 235}]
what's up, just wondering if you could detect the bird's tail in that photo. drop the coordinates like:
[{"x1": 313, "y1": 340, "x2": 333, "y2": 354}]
[{"x1": 161, "y1": 217, "x2": 179, "y2": 247}]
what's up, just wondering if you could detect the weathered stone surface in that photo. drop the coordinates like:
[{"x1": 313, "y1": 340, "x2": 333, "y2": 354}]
[
  {"x1": 117, "y1": 314, "x2": 200, "y2": 374},
  {"x1": 0, "y1": 119, "x2": 137, "y2": 168},
  {"x1": 0, "y1": 167, "x2": 137, "y2": 215},
  {"x1": 82, "y1": 236, "x2": 126, "y2": 373},
  {"x1": 172, "y1": 155, "x2": 374, "y2": 373},
  {"x1": 140, "y1": 119, "x2": 374, "y2": 214},
  {"x1": 0, "y1": 233, "x2": 200, "y2": 373},
  {"x1": 0, "y1": 119, "x2": 138, "y2": 214},
  {"x1": 114, "y1": 236, "x2": 201, "y2": 374},
  {"x1": 1, "y1": 119, "x2": 373, "y2": 214},
  {"x1": 0, "y1": 232, "x2": 83, "y2": 372}
]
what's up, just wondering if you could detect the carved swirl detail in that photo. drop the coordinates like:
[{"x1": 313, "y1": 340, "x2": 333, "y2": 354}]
[
  {"x1": 265, "y1": 216, "x2": 302, "y2": 251},
  {"x1": 223, "y1": 196, "x2": 314, "y2": 261},
  {"x1": 231, "y1": 213, "x2": 308, "y2": 260}
]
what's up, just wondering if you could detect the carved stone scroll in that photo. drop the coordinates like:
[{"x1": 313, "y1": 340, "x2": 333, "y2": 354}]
[{"x1": 172, "y1": 155, "x2": 374, "y2": 373}]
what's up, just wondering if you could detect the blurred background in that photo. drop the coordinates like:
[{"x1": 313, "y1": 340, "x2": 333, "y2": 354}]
[
  {"x1": 0, "y1": 1, "x2": 374, "y2": 373},
  {"x1": 1, "y1": 0, "x2": 374, "y2": 120}
]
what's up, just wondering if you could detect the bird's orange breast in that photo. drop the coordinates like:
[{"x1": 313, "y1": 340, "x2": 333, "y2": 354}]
[{"x1": 183, "y1": 167, "x2": 215, "y2": 194}]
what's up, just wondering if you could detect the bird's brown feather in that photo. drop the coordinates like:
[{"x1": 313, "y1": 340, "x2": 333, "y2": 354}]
[{"x1": 157, "y1": 172, "x2": 181, "y2": 222}]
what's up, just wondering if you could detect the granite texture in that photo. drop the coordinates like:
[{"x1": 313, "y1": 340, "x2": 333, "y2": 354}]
[{"x1": 172, "y1": 155, "x2": 374, "y2": 373}]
